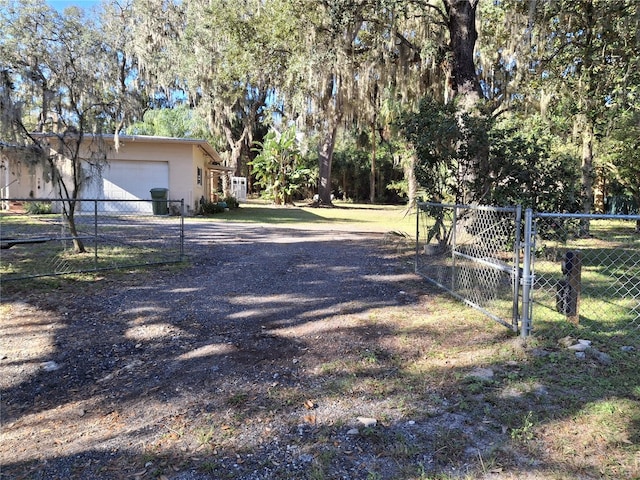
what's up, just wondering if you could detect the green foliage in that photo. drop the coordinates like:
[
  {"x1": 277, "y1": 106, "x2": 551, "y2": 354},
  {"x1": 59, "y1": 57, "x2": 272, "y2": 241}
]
[
  {"x1": 126, "y1": 105, "x2": 215, "y2": 142},
  {"x1": 221, "y1": 196, "x2": 239, "y2": 209},
  {"x1": 399, "y1": 98, "x2": 490, "y2": 203},
  {"x1": 402, "y1": 97, "x2": 582, "y2": 212},
  {"x1": 249, "y1": 126, "x2": 311, "y2": 205},
  {"x1": 604, "y1": 110, "x2": 640, "y2": 212},
  {"x1": 25, "y1": 202, "x2": 53, "y2": 215},
  {"x1": 487, "y1": 117, "x2": 581, "y2": 212},
  {"x1": 200, "y1": 202, "x2": 225, "y2": 215}
]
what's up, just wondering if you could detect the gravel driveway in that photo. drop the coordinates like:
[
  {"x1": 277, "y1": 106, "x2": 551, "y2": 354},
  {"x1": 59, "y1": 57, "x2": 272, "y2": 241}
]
[{"x1": 3, "y1": 221, "x2": 450, "y2": 480}]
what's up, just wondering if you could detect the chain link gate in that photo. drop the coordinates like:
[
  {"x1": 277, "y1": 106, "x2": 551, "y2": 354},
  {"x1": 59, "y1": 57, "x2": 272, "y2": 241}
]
[
  {"x1": 415, "y1": 202, "x2": 523, "y2": 333},
  {"x1": 416, "y1": 203, "x2": 640, "y2": 340},
  {"x1": 523, "y1": 211, "x2": 640, "y2": 342}
]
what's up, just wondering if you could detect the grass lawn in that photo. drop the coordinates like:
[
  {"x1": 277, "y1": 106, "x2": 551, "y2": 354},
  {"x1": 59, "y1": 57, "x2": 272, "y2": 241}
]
[{"x1": 196, "y1": 199, "x2": 418, "y2": 234}]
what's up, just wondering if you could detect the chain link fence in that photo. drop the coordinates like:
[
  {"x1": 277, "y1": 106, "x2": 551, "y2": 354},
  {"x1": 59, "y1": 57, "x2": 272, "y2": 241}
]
[
  {"x1": 415, "y1": 202, "x2": 522, "y2": 332},
  {"x1": 1, "y1": 198, "x2": 185, "y2": 281},
  {"x1": 528, "y1": 212, "x2": 640, "y2": 341},
  {"x1": 416, "y1": 203, "x2": 640, "y2": 341}
]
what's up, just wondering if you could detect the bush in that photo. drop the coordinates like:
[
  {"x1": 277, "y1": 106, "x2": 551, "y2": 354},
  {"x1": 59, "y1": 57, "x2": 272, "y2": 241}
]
[
  {"x1": 26, "y1": 202, "x2": 53, "y2": 214},
  {"x1": 222, "y1": 196, "x2": 239, "y2": 209},
  {"x1": 200, "y1": 201, "x2": 225, "y2": 215}
]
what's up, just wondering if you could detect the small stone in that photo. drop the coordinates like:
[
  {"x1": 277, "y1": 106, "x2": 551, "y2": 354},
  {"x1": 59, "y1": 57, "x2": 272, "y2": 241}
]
[
  {"x1": 468, "y1": 368, "x2": 494, "y2": 381},
  {"x1": 588, "y1": 348, "x2": 613, "y2": 366},
  {"x1": 621, "y1": 346, "x2": 635, "y2": 352},
  {"x1": 346, "y1": 428, "x2": 359, "y2": 435},
  {"x1": 42, "y1": 361, "x2": 60, "y2": 372},
  {"x1": 575, "y1": 352, "x2": 586, "y2": 359},
  {"x1": 357, "y1": 417, "x2": 377, "y2": 428},
  {"x1": 531, "y1": 348, "x2": 551, "y2": 358},
  {"x1": 577, "y1": 339, "x2": 592, "y2": 346},
  {"x1": 559, "y1": 336, "x2": 575, "y2": 347},
  {"x1": 568, "y1": 343, "x2": 589, "y2": 352}
]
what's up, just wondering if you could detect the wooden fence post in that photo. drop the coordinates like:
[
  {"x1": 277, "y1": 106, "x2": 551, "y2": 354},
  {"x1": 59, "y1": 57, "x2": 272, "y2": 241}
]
[{"x1": 562, "y1": 250, "x2": 582, "y2": 324}]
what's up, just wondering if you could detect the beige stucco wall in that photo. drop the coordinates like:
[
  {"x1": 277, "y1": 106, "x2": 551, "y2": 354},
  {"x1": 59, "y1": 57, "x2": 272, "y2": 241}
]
[
  {"x1": 0, "y1": 156, "x2": 56, "y2": 200},
  {"x1": 2, "y1": 136, "x2": 224, "y2": 214}
]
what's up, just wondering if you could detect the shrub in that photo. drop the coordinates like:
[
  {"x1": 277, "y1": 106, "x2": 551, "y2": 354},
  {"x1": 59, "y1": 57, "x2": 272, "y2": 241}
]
[
  {"x1": 200, "y1": 201, "x2": 225, "y2": 215},
  {"x1": 222, "y1": 196, "x2": 239, "y2": 209},
  {"x1": 26, "y1": 202, "x2": 53, "y2": 214}
]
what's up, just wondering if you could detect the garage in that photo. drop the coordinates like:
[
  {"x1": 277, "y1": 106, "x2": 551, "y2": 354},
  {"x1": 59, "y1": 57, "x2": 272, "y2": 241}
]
[{"x1": 82, "y1": 159, "x2": 169, "y2": 213}]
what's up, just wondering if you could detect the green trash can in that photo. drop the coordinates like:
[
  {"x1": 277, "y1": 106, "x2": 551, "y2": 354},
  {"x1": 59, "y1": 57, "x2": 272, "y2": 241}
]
[{"x1": 150, "y1": 188, "x2": 169, "y2": 215}]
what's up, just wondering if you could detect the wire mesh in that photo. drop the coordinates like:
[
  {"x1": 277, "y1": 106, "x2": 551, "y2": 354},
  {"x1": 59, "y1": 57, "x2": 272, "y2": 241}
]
[
  {"x1": 416, "y1": 203, "x2": 521, "y2": 331},
  {"x1": 1, "y1": 198, "x2": 184, "y2": 281},
  {"x1": 530, "y1": 213, "x2": 640, "y2": 341}
]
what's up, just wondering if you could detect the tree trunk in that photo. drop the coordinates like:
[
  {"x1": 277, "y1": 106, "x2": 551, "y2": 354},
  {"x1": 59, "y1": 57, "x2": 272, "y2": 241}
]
[
  {"x1": 443, "y1": 0, "x2": 487, "y2": 204},
  {"x1": 317, "y1": 106, "x2": 342, "y2": 205},
  {"x1": 318, "y1": 127, "x2": 336, "y2": 205},
  {"x1": 405, "y1": 154, "x2": 417, "y2": 210},
  {"x1": 63, "y1": 199, "x2": 86, "y2": 253},
  {"x1": 444, "y1": 0, "x2": 483, "y2": 108}
]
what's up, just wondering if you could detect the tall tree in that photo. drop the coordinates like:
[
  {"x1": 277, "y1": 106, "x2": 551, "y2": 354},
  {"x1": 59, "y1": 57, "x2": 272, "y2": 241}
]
[
  {"x1": 129, "y1": 0, "x2": 287, "y2": 189},
  {"x1": 521, "y1": 0, "x2": 639, "y2": 228},
  {"x1": 0, "y1": 0, "x2": 143, "y2": 252}
]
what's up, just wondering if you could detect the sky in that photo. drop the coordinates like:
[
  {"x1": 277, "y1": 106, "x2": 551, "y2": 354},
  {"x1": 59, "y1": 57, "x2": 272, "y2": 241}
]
[{"x1": 47, "y1": 0, "x2": 100, "y2": 11}]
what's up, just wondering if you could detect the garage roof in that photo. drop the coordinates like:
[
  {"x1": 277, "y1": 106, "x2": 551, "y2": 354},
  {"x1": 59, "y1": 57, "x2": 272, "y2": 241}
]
[{"x1": 31, "y1": 132, "x2": 228, "y2": 167}]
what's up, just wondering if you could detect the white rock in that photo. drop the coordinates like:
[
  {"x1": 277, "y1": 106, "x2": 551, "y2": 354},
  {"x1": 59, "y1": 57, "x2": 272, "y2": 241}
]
[
  {"x1": 357, "y1": 417, "x2": 377, "y2": 428},
  {"x1": 346, "y1": 428, "x2": 359, "y2": 435},
  {"x1": 468, "y1": 368, "x2": 494, "y2": 381},
  {"x1": 41, "y1": 361, "x2": 60, "y2": 372},
  {"x1": 568, "y1": 343, "x2": 589, "y2": 351}
]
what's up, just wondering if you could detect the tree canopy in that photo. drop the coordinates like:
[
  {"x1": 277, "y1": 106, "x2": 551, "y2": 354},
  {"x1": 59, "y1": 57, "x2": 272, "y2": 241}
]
[{"x1": 1, "y1": 0, "x2": 638, "y2": 215}]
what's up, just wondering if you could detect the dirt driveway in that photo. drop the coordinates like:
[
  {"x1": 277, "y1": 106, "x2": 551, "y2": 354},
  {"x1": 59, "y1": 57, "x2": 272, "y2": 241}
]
[{"x1": 1, "y1": 221, "x2": 517, "y2": 480}]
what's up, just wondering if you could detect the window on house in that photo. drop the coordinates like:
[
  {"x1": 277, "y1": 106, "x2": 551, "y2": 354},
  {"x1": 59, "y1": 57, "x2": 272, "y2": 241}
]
[{"x1": 197, "y1": 167, "x2": 202, "y2": 186}]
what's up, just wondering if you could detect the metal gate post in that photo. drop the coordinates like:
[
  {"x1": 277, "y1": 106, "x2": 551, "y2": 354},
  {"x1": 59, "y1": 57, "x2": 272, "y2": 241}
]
[
  {"x1": 415, "y1": 204, "x2": 420, "y2": 274},
  {"x1": 180, "y1": 199, "x2": 185, "y2": 259},
  {"x1": 94, "y1": 200, "x2": 98, "y2": 271},
  {"x1": 511, "y1": 205, "x2": 522, "y2": 332},
  {"x1": 520, "y1": 208, "x2": 534, "y2": 337},
  {"x1": 451, "y1": 205, "x2": 458, "y2": 292}
]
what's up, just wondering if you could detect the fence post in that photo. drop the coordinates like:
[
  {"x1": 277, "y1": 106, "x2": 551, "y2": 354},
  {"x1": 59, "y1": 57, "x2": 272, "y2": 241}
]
[
  {"x1": 179, "y1": 199, "x2": 185, "y2": 259},
  {"x1": 94, "y1": 200, "x2": 98, "y2": 271},
  {"x1": 451, "y1": 205, "x2": 458, "y2": 292},
  {"x1": 512, "y1": 205, "x2": 522, "y2": 332},
  {"x1": 561, "y1": 250, "x2": 582, "y2": 324},
  {"x1": 520, "y1": 208, "x2": 534, "y2": 338},
  {"x1": 415, "y1": 203, "x2": 420, "y2": 274}
]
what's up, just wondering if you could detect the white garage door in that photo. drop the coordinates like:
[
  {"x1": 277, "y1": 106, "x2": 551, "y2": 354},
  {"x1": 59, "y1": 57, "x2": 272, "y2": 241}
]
[{"x1": 82, "y1": 160, "x2": 169, "y2": 213}]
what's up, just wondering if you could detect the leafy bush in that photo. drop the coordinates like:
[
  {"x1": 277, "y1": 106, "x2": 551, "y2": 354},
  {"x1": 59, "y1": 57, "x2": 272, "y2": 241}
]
[
  {"x1": 26, "y1": 202, "x2": 53, "y2": 214},
  {"x1": 222, "y1": 196, "x2": 239, "y2": 209},
  {"x1": 250, "y1": 126, "x2": 312, "y2": 205},
  {"x1": 200, "y1": 201, "x2": 225, "y2": 215}
]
